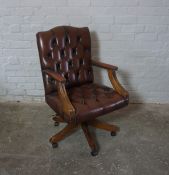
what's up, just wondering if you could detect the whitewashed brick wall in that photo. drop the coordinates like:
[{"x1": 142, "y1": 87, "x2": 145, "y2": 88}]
[{"x1": 0, "y1": 0, "x2": 169, "y2": 103}]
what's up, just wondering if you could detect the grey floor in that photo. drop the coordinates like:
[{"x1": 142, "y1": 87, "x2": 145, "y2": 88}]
[{"x1": 0, "y1": 103, "x2": 169, "y2": 175}]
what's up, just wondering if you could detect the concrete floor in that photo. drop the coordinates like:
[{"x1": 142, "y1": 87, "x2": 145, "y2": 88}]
[{"x1": 0, "y1": 103, "x2": 169, "y2": 175}]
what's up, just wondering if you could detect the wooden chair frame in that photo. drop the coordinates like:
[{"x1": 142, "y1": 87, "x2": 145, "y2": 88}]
[{"x1": 45, "y1": 59, "x2": 128, "y2": 156}]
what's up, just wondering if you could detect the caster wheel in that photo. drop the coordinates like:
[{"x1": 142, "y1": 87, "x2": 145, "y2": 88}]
[
  {"x1": 54, "y1": 121, "x2": 59, "y2": 126},
  {"x1": 111, "y1": 131, "x2": 117, "y2": 136},
  {"x1": 91, "y1": 149, "x2": 98, "y2": 156},
  {"x1": 52, "y1": 142, "x2": 58, "y2": 148}
]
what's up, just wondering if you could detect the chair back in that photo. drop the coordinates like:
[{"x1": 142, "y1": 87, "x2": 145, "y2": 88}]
[{"x1": 36, "y1": 26, "x2": 93, "y2": 94}]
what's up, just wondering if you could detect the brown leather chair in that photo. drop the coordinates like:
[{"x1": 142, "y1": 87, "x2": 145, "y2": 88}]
[{"x1": 36, "y1": 26, "x2": 129, "y2": 156}]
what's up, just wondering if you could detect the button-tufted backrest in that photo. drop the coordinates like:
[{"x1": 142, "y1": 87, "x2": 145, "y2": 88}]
[{"x1": 36, "y1": 26, "x2": 93, "y2": 95}]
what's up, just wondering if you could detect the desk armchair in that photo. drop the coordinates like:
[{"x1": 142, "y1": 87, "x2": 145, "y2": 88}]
[{"x1": 36, "y1": 26, "x2": 129, "y2": 156}]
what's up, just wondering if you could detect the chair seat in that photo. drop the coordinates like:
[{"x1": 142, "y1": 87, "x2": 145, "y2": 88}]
[{"x1": 46, "y1": 83, "x2": 129, "y2": 123}]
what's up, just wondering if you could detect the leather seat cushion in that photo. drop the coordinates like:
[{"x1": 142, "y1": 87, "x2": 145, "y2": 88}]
[{"x1": 46, "y1": 83, "x2": 129, "y2": 123}]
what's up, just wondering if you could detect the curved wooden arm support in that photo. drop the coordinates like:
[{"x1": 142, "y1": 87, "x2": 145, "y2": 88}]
[
  {"x1": 91, "y1": 60, "x2": 128, "y2": 97},
  {"x1": 57, "y1": 82, "x2": 76, "y2": 122},
  {"x1": 92, "y1": 59, "x2": 118, "y2": 71},
  {"x1": 107, "y1": 69, "x2": 129, "y2": 98},
  {"x1": 43, "y1": 70, "x2": 76, "y2": 122}
]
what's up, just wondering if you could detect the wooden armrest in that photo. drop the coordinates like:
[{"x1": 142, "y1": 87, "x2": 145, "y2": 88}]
[
  {"x1": 107, "y1": 70, "x2": 129, "y2": 98},
  {"x1": 92, "y1": 59, "x2": 118, "y2": 71},
  {"x1": 91, "y1": 60, "x2": 128, "y2": 97},
  {"x1": 57, "y1": 83, "x2": 76, "y2": 123},
  {"x1": 43, "y1": 69, "x2": 76, "y2": 122},
  {"x1": 43, "y1": 69, "x2": 66, "y2": 83}
]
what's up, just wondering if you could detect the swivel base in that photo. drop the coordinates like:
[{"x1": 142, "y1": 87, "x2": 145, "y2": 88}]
[{"x1": 51, "y1": 115, "x2": 119, "y2": 156}]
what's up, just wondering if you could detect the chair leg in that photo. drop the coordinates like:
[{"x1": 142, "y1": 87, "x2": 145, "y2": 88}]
[
  {"x1": 88, "y1": 119, "x2": 119, "y2": 136},
  {"x1": 49, "y1": 116, "x2": 119, "y2": 154},
  {"x1": 81, "y1": 123, "x2": 98, "y2": 156},
  {"x1": 49, "y1": 123, "x2": 78, "y2": 147}
]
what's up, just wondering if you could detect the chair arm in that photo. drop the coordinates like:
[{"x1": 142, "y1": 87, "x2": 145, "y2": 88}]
[
  {"x1": 107, "y1": 69, "x2": 129, "y2": 98},
  {"x1": 43, "y1": 69, "x2": 66, "y2": 83},
  {"x1": 57, "y1": 83, "x2": 76, "y2": 123},
  {"x1": 91, "y1": 60, "x2": 128, "y2": 97},
  {"x1": 43, "y1": 69, "x2": 76, "y2": 122},
  {"x1": 92, "y1": 59, "x2": 118, "y2": 71}
]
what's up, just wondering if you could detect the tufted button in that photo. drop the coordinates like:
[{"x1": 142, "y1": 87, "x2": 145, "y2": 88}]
[
  {"x1": 79, "y1": 58, "x2": 84, "y2": 66},
  {"x1": 64, "y1": 73, "x2": 68, "y2": 80},
  {"x1": 47, "y1": 52, "x2": 52, "y2": 58},
  {"x1": 60, "y1": 49, "x2": 65, "y2": 59},
  {"x1": 55, "y1": 63, "x2": 61, "y2": 71},
  {"x1": 51, "y1": 38, "x2": 57, "y2": 48},
  {"x1": 64, "y1": 35, "x2": 70, "y2": 45},
  {"x1": 72, "y1": 48, "x2": 77, "y2": 56},
  {"x1": 76, "y1": 72, "x2": 79, "y2": 79},
  {"x1": 68, "y1": 60, "x2": 73, "y2": 69},
  {"x1": 77, "y1": 36, "x2": 82, "y2": 42}
]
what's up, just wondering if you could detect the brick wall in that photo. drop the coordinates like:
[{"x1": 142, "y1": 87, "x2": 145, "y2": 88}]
[{"x1": 0, "y1": 0, "x2": 169, "y2": 103}]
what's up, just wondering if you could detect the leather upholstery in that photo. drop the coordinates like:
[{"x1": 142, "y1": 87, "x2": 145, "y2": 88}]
[
  {"x1": 36, "y1": 26, "x2": 129, "y2": 123},
  {"x1": 36, "y1": 26, "x2": 93, "y2": 95},
  {"x1": 46, "y1": 83, "x2": 128, "y2": 123}
]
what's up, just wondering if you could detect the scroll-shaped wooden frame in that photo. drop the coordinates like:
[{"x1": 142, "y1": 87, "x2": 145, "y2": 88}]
[
  {"x1": 92, "y1": 59, "x2": 129, "y2": 98},
  {"x1": 57, "y1": 82, "x2": 76, "y2": 122},
  {"x1": 43, "y1": 70, "x2": 76, "y2": 122},
  {"x1": 107, "y1": 70, "x2": 128, "y2": 98}
]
